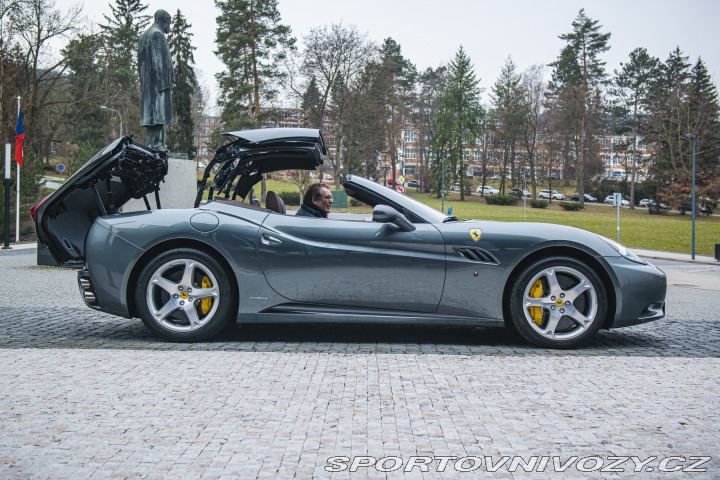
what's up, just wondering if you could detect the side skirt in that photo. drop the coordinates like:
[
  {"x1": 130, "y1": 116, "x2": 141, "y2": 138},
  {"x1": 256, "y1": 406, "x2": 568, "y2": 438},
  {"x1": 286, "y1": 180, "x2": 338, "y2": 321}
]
[{"x1": 237, "y1": 303, "x2": 504, "y2": 327}]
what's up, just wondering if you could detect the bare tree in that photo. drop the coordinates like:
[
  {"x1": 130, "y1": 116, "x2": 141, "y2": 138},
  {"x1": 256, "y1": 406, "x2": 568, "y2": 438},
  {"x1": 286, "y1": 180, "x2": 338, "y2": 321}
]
[
  {"x1": 520, "y1": 64, "x2": 547, "y2": 197},
  {"x1": 7, "y1": 0, "x2": 82, "y2": 161},
  {"x1": 300, "y1": 23, "x2": 376, "y2": 174}
]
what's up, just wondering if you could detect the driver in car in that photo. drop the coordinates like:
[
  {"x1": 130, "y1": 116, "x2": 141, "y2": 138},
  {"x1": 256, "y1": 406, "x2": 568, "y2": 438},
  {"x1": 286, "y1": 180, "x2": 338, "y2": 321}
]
[{"x1": 296, "y1": 183, "x2": 333, "y2": 218}]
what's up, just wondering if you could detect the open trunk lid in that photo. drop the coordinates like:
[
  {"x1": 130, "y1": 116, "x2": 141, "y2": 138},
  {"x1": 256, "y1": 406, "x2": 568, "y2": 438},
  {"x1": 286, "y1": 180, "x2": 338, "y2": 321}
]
[{"x1": 34, "y1": 137, "x2": 167, "y2": 266}]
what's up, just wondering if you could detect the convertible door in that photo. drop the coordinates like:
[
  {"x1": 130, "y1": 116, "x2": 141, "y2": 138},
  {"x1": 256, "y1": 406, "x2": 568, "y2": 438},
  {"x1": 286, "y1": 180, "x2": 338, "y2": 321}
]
[{"x1": 257, "y1": 214, "x2": 446, "y2": 312}]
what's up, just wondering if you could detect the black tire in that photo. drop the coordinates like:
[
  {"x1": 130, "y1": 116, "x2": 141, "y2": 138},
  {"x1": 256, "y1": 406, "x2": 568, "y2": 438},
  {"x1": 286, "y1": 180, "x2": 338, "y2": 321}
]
[
  {"x1": 508, "y1": 256, "x2": 607, "y2": 349},
  {"x1": 135, "y1": 248, "x2": 236, "y2": 342}
]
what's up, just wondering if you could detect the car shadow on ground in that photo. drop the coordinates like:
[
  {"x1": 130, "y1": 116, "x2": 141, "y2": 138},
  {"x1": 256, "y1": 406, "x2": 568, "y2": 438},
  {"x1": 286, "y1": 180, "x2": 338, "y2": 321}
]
[{"x1": 2, "y1": 307, "x2": 718, "y2": 357}]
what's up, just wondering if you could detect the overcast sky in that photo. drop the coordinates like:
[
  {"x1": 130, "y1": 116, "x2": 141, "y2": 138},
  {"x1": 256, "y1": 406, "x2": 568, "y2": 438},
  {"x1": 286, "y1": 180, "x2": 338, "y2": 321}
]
[{"x1": 56, "y1": 0, "x2": 720, "y2": 111}]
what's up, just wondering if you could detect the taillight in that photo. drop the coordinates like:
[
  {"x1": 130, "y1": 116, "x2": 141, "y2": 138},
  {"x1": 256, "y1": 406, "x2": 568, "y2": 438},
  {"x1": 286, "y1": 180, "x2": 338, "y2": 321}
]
[{"x1": 31, "y1": 194, "x2": 51, "y2": 222}]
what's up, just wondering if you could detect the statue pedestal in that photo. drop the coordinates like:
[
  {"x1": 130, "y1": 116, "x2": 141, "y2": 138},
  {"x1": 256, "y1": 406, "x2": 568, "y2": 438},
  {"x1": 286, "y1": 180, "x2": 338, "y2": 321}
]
[{"x1": 122, "y1": 154, "x2": 196, "y2": 212}]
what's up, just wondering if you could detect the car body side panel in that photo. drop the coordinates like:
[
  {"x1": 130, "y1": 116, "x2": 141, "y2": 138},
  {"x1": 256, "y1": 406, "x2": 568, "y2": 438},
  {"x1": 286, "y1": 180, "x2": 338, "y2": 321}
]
[
  {"x1": 86, "y1": 222, "x2": 144, "y2": 317},
  {"x1": 87, "y1": 205, "x2": 282, "y2": 318},
  {"x1": 435, "y1": 221, "x2": 624, "y2": 319},
  {"x1": 257, "y1": 213, "x2": 446, "y2": 312}
]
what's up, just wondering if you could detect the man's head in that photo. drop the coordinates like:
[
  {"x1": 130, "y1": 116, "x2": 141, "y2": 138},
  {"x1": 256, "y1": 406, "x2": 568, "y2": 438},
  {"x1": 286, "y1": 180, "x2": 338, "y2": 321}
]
[
  {"x1": 154, "y1": 9, "x2": 171, "y2": 34},
  {"x1": 304, "y1": 183, "x2": 333, "y2": 215}
]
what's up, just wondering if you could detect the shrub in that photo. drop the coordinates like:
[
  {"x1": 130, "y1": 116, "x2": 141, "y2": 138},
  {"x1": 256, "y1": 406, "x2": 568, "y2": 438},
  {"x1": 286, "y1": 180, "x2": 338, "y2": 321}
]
[
  {"x1": 484, "y1": 194, "x2": 518, "y2": 206},
  {"x1": 648, "y1": 204, "x2": 668, "y2": 215},
  {"x1": 530, "y1": 199, "x2": 548, "y2": 209},
  {"x1": 349, "y1": 198, "x2": 365, "y2": 207},
  {"x1": 559, "y1": 201, "x2": 583, "y2": 211},
  {"x1": 278, "y1": 191, "x2": 301, "y2": 205}
]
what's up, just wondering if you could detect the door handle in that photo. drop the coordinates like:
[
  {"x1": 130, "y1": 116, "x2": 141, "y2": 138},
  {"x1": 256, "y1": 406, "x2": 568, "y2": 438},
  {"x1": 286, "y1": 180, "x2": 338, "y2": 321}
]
[{"x1": 261, "y1": 233, "x2": 282, "y2": 246}]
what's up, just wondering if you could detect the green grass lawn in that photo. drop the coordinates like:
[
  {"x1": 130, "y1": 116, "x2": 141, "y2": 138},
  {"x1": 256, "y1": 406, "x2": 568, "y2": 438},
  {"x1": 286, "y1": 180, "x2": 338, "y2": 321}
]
[{"x1": 200, "y1": 173, "x2": 720, "y2": 256}]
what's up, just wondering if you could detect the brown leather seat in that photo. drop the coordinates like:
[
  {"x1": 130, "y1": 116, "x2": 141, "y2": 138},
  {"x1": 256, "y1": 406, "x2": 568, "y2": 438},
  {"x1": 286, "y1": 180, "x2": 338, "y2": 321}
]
[{"x1": 265, "y1": 191, "x2": 285, "y2": 214}]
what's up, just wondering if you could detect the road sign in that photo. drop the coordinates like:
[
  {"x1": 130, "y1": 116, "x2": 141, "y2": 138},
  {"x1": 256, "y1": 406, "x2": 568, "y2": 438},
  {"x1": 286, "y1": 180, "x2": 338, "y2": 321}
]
[
  {"x1": 56, "y1": 163, "x2": 65, "y2": 173},
  {"x1": 398, "y1": 175, "x2": 405, "y2": 185},
  {"x1": 613, "y1": 192, "x2": 622, "y2": 206},
  {"x1": 396, "y1": 185, "x2": 406, "y2": 194}
]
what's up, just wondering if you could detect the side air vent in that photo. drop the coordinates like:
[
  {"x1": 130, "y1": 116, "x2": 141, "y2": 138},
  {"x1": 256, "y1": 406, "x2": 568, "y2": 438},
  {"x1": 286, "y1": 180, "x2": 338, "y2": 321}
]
[{"x1": 453, "y1": 247, "x2": 499, "y2": 264}]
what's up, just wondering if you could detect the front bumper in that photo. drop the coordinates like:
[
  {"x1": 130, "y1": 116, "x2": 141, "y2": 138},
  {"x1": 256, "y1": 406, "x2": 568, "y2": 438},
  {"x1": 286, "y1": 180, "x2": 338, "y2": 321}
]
[{"x1": 606, "y1": 257, "x2": 667, "y2": 329}]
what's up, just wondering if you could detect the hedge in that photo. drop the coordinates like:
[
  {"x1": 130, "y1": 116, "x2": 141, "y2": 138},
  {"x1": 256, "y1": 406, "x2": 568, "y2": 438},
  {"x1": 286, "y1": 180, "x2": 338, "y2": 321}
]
[
  {"x1": 484, "y1": 194, "x2": 519, "y2": 206},
  {"x1": 278, "y1": 191, "x2": 301, "y2": 205},
  {"x1": 559, "y1": 201, "x2": 584, "y2": 211}
]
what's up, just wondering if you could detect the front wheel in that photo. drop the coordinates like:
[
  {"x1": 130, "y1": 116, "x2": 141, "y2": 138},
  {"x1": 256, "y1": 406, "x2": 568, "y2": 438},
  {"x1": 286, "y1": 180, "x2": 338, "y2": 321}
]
[
  {"x1": 135, "y1": 248, "x2": 236, "y2": 342},
  {"x1": 508, "y1": 257, "x2": 607, "y2": 349}
]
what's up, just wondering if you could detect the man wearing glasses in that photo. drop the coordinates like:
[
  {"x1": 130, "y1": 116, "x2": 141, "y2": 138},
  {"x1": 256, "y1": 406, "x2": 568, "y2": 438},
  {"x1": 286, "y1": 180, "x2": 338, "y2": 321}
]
[{"x1": 295, "y1": 183, "x2": 333, "y2": 218}]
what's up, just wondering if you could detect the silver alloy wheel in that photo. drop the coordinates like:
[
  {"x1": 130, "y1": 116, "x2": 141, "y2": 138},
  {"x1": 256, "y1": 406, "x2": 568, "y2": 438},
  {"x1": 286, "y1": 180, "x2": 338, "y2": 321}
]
[
  {"x1": 522, "y1": 265, "x2": 599, "y2": 341},
  {"x1": 145, "y1": 258, "x2": 220, "y2": 332}
]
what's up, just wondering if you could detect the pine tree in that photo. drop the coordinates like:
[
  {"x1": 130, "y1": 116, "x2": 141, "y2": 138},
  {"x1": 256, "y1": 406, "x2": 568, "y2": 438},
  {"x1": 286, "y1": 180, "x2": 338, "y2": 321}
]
[
  {"x1": 644, "y1": 48, "x2": 720, "y2": 205},
  {"x1": 99, "y1": 0, "x2": 151, "y2": 136},
  {"x1": 377, "y1": 38, "x2": 417, "y2": 188},
  {"x1": 300, "y1": 76, "x2": 323, "y2": 129},
  {"x1": 416, "y1": 66, "x2": 447, "y2": 192},
  {"x1": 167, "y1": 9, "x2": 198, "y2": 157},
  {"x1": 612, "y1": 47, "x2": 660, "y2": 206},
  {"x1": 215, "y1": 0, "x2": 294, "y2": 126},
  {"x1": 432, "y1": 46, "x2": 484, "y2": 201},
  {"x1": 489, "y1": 56, "x2": 524, "y2": 194},
  {"x1": 61, "y1": 33, "x2": 112, "y2": 149},
  {"x1": 552, "y1": 9, "x2": 610, "y2": 206}
]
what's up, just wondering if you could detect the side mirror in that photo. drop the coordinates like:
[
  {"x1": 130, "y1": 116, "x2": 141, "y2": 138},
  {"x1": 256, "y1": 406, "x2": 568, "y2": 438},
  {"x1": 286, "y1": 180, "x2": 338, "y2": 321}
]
[{"x1": 372, "y1": 205, "x2": 416, "y2": 232}]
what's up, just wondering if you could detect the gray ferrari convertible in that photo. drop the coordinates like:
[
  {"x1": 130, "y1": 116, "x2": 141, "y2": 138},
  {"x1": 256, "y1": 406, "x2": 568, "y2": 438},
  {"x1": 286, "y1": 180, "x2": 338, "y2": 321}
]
[{"x1": 33, "y1": 128, "x2": 666, "y2": 348}]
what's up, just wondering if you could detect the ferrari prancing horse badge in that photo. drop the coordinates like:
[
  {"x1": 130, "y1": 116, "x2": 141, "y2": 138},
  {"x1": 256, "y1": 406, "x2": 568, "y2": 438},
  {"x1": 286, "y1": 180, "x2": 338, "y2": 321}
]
[{"x1": 469, "y1": 228, "x2": 482, "y2": 242}]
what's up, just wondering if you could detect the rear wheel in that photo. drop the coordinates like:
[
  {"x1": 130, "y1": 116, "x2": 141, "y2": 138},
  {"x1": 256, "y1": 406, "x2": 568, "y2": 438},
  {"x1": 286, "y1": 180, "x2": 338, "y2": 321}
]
[
  {"x1": 508, "y1": 257, "x2": 607, "y2": 348},
  {"x1": 135, "y1": 248, "x2": 236, "y2": 342}
]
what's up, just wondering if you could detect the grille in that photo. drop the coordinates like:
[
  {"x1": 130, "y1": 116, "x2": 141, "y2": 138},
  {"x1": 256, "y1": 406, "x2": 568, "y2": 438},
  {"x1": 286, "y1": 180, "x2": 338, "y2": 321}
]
[{"x1": 453, "y1": 247, "x2": 499, "y2": 264}]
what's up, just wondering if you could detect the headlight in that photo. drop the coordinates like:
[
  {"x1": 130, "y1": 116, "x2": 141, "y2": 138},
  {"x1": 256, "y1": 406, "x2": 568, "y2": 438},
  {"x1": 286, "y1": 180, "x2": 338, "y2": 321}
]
[{"x1": 598, "y1": 236, "x2": 647, "y2": 264}]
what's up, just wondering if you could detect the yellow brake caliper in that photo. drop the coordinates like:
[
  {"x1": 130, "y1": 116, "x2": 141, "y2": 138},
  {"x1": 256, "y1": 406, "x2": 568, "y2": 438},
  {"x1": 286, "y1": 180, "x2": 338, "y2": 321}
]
[
  {"x1": 528, "y1": 279, "x2": 544, "y2": 325},
  {"x1": 201, "y1": 276, "x2": 213, "y2": 315}
]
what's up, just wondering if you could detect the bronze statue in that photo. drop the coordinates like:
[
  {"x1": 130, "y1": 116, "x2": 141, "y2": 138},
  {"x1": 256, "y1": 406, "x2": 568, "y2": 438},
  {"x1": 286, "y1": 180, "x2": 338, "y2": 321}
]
[{"x1": 138, "y1": 9, "x2": 173, "y2": 151}]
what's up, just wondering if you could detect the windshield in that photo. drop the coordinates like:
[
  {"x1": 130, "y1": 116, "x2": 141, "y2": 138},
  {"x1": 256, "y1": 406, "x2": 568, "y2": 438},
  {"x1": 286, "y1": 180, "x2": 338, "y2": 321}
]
[
  {"x1": 343, "y1": 175, "x2": 450, "y2": 224},
  {"x1": 383, "y1": 186, "x2": 452, "y2": 223}
]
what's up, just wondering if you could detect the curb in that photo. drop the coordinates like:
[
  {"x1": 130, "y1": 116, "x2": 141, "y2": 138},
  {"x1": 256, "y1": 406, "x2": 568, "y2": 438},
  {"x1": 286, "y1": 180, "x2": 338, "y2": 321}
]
[
  {"x1": 634, "y1": 249, "x2": 718, "y2": 265},
  {"x1": 0, "y1": 242, "x2": 38, "y2": 251}
]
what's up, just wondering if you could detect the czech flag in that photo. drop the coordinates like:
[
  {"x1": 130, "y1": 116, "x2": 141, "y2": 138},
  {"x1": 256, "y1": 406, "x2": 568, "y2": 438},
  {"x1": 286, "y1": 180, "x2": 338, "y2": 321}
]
[{"x1": 15, "y1": 108, "x2": 24, "y2": 168}]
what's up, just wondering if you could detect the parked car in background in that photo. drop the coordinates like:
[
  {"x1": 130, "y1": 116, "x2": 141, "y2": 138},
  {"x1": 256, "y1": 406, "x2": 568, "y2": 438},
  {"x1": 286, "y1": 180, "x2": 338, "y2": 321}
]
[
  {"x1": 639, "y1": 199, "x2": 668, "y2": 210},
  {"x1": 538, "y1": 190, "x2": 565, "y2": 200},
  {"x1": 509, "y1": 188, "x2": 531, "y2": 198},
  {"x1": 679, "y1": 202, "x2": 712, "y2": 215},
  {"x1": 450, "y1": 183, "x2": 461, "y2": 192},
  {"x1": 406, "y1": 179, "x2": 420, "y2": 188},
  {"x1": 604, "y1": 195, "x2": 631, "y2": 206},
  {"x1": 476, "y1": 185, "x2": 500, "y2": 195},
  {"x1": 571, "y1": 193, "x2": 597, "y2": 202}
]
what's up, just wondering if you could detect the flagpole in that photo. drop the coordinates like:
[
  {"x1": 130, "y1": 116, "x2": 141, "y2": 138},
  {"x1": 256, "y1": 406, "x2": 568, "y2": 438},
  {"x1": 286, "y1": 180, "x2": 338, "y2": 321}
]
[
  {"x1": 16, "y1": 96, "x2": 20, "y2": 243},
  {"x1": 3, "y1": 144, "x2": 10, "y2": 249}
]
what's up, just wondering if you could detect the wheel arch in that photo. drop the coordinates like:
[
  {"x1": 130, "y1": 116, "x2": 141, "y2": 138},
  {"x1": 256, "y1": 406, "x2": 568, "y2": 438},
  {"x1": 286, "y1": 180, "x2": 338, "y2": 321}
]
[
  {"x1": 501, "y1": 246, "x2": 616, "y2": 330},
  {"x1": 126, "y1": 238, "x2": 239, "y2": 318}
]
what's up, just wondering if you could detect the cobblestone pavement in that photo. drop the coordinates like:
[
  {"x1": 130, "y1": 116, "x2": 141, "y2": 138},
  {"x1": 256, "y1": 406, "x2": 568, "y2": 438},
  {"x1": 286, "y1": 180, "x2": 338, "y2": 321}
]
[{"x1": 0, "y1": 250, "x2": 718, "y2": 479}]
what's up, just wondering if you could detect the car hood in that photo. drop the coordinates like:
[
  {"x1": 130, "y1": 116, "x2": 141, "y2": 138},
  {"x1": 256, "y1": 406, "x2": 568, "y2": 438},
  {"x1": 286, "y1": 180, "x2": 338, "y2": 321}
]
[{"x1": 34, "y1": 137, "x2": 168, "y2": 266}]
